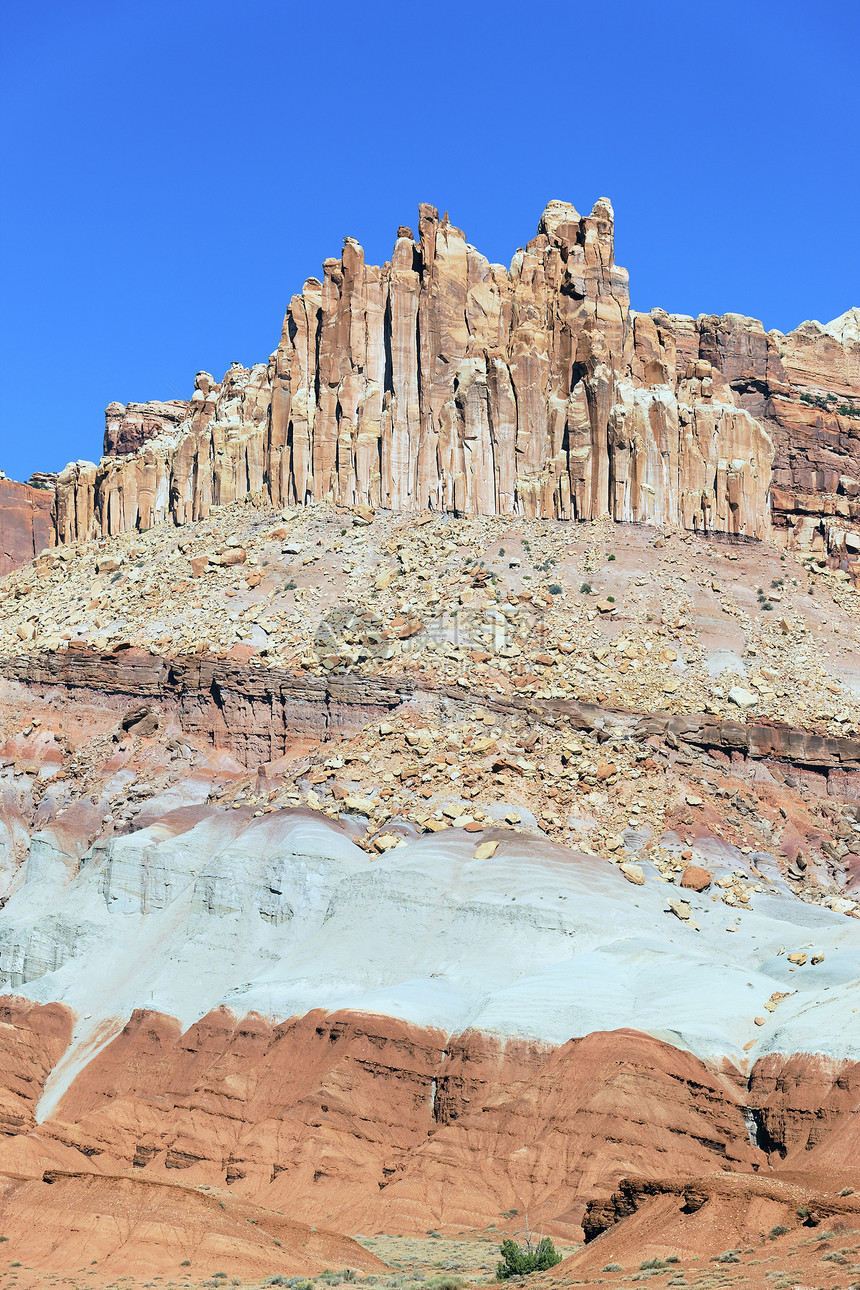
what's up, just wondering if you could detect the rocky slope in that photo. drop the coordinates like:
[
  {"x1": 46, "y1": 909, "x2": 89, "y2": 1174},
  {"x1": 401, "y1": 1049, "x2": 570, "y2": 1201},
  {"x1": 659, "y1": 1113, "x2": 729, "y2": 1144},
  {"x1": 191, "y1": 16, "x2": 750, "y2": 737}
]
[
  {"x1": 0, "y1": 501, "x2": 859, "y2": 1273},
  {"x1": 0, "y1": 196, "x2": 859, "y2": 1287}
]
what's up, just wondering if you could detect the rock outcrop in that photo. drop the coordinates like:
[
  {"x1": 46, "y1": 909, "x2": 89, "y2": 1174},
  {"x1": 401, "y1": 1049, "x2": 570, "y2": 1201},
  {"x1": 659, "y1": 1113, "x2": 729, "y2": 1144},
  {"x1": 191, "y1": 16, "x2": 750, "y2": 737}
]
[
  {"x1": 103, "y1": 398, "x2": 189, "y2": 455},
  {"x1": 50, "y1": 200, "x2": 793, "y2": 547},
  {"x1": 4, "y1": 646, "x2": 860, "y2": 777},
  {"x1": 0, "y1": 479, "x2": 53, "y2": 577}
]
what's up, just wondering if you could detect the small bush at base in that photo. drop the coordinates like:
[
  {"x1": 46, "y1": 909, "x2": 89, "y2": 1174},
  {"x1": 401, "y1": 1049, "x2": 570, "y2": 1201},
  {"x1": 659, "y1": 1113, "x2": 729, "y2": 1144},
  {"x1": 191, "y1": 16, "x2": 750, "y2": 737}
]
[
  {"x1": 770, "y1": 1225, "x2": 789, "y2": 1238},
  {"x1": 602, "y1": 1264, "x2": 622, "y2": 1273},
  {"x1": 496, "y1": 1236, "x2": 562, "y2": 1279}
]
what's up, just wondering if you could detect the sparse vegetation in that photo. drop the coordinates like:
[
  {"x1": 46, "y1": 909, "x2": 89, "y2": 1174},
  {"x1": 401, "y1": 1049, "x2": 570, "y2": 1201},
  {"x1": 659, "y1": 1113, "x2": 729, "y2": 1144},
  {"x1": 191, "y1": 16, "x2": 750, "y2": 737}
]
[{"x1": 496, "y1": 1235, "x2": 562, "y2": 1279}]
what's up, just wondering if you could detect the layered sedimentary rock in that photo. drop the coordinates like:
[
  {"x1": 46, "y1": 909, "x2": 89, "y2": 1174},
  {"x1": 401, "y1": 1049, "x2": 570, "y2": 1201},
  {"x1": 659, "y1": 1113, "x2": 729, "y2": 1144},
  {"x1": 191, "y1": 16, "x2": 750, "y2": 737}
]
[
  {"x1": 4, "y1": 647, "x2": 860, "y2": 778},
  {"x1": 696, "y1": 307, "x2": 860, "y2": 555},
  {"x1": 50, "y1": 200, "x2": 801, "y2": 548},
  {"x1": 0, "y1": 479, "x2": 53, "y2": 577},
  {"x1": 103, "y1": 398, "x2": 189, "y2": 455}
]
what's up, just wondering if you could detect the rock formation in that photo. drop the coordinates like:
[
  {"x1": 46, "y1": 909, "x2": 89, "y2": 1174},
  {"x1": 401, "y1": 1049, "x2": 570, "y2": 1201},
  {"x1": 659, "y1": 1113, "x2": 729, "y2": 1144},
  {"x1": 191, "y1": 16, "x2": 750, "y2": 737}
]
[
  {"x1": 54, "y1": 198, "x2": 845, "y2": 552},
  {"x1": 0, "y1": 199, "x2": 853, "y2": 577},
  {"x1": 0, "y1": 478, "x2": 53, "y2": 577},
  {"x1": 1, "y1": 200, "x2": 860, "y2": 1282}
]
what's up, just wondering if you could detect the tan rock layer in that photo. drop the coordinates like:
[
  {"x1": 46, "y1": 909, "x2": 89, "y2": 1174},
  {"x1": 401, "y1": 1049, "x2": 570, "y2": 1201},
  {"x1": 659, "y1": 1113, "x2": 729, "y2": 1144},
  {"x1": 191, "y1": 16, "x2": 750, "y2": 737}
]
[{"x1": 51, "y1": 200, "x2": 781, "y2": 547}]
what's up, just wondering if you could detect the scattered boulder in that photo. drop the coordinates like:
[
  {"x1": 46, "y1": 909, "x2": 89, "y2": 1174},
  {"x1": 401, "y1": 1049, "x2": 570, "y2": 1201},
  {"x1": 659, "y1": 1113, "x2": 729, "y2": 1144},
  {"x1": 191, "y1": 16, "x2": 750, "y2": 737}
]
[{"x1": 680, "y1": 865, "x2": 713, "y2": 892}]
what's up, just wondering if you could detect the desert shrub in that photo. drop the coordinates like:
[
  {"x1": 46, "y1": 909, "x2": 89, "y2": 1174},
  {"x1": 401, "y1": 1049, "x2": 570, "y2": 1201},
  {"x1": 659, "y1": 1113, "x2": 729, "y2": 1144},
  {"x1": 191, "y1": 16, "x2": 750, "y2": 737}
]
[
  {"x1": 496, "y1": 1236, "x2": 562, "y2": 1279},
  {"x1": 770, "y1": 1225, "x2": 789, "y2": 1238},
  {"x1": 602, "y1": 1265, "x2": 622, "y2": 1273},
  {"x1": 713, "y1": 1250, "x2": 740, "y2": 1263},
  {"x1": 548, "y1": 584, "x2": 562, "y2": 595},
  {"x1": 423, "y1": 1277, "x2": 468, "y2": 1290},
  {"x1": 580, "y1": 583, "x2": 592, "y2": 594},
  {"x1": 640, "y1": 1258, "x2": 667, "y2": 1270}
]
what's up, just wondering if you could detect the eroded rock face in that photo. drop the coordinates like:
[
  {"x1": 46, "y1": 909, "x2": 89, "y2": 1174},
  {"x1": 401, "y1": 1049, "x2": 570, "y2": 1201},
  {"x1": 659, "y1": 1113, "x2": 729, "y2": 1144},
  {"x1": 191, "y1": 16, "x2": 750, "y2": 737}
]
[
  {"x1": 103, "y1": 398, "x2": 189, "y2": 456},
  {"x1": 0, "y1": 480, "x2": 53, "y2": 576},
  {"x1": 696, "y1": 307, "x2": 860, "y2": 564},
  {"x1": 0, "y1": 1008, "x2": 761, "y2": 1233},
  {"x1": 47, "y1": 199, "x2": 814, "y2": 546}
]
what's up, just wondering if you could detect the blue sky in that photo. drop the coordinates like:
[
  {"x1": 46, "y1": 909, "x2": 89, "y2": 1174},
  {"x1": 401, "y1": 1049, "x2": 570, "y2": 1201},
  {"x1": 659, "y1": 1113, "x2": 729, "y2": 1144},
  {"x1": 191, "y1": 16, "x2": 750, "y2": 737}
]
[{"x1": 1, "y1": 0, "x2": 858, "y2": 482}]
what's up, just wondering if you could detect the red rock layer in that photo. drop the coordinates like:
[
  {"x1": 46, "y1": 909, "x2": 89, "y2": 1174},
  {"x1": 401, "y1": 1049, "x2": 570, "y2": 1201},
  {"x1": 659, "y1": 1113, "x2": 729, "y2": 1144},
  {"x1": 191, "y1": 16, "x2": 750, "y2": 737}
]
[
  {"x1": 0, "y1": 998, "x2": 73, "y2": 1135},
  {"x1": 0, "y1": 1170, "x2": 385, "y2": 1283},
  {"x1": 0, "y1": 1003, "x2": 771, "y2": 1235},
  {"x1": 3, "y1": 645, "x2": 860, "y2": 775},
  {"x1": 1, "y1": 999, "x2": 858, "y2": 1242},
  {"x1": 566, "y1": 1172, "x2": 860, "y2": 1283},
  {"x1": 0, "y1": 479, "x2": 53, "y2": 576}
]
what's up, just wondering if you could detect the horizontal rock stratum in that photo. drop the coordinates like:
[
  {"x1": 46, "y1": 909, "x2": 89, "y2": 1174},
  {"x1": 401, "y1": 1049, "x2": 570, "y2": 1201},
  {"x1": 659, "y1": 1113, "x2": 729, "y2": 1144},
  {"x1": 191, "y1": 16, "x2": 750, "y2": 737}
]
[{"x1": 40, "y1": 198, "x2": 859, "y2": 572}]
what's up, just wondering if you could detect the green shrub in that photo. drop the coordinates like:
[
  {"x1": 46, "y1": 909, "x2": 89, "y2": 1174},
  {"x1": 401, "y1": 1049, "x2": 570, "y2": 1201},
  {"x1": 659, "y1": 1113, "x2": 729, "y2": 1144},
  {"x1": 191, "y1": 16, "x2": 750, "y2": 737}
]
[
  {"x1": 548, "y1": 584, "x2": 562, "y2": 595},
  {"x1": 770, "y1": 1225, "x2": 789, "y2": 1238},
  {"x1": 640, "y1": 1258, "x2": 667, "y2": 1270},
  {"x1": 602, "y1": 1265, "x2": 622, "y2": 1274},
  {"x1": 580, "y1": 583, "x2": 592, "y2": 594},
  {"x1": 496, "y1": 1236, "x2": 563, "y2": 1279}
]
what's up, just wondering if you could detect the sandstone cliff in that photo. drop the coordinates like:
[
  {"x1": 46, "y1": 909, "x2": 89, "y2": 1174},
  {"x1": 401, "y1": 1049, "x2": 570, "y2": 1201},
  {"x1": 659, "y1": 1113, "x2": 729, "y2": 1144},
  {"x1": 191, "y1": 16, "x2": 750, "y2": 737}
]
[
  {"x1": 57, "y1": 199, "x2": 856, "y2": 552},
  {"x1": 0, "y1": 479, "x2": 53, "y2": 577}
]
